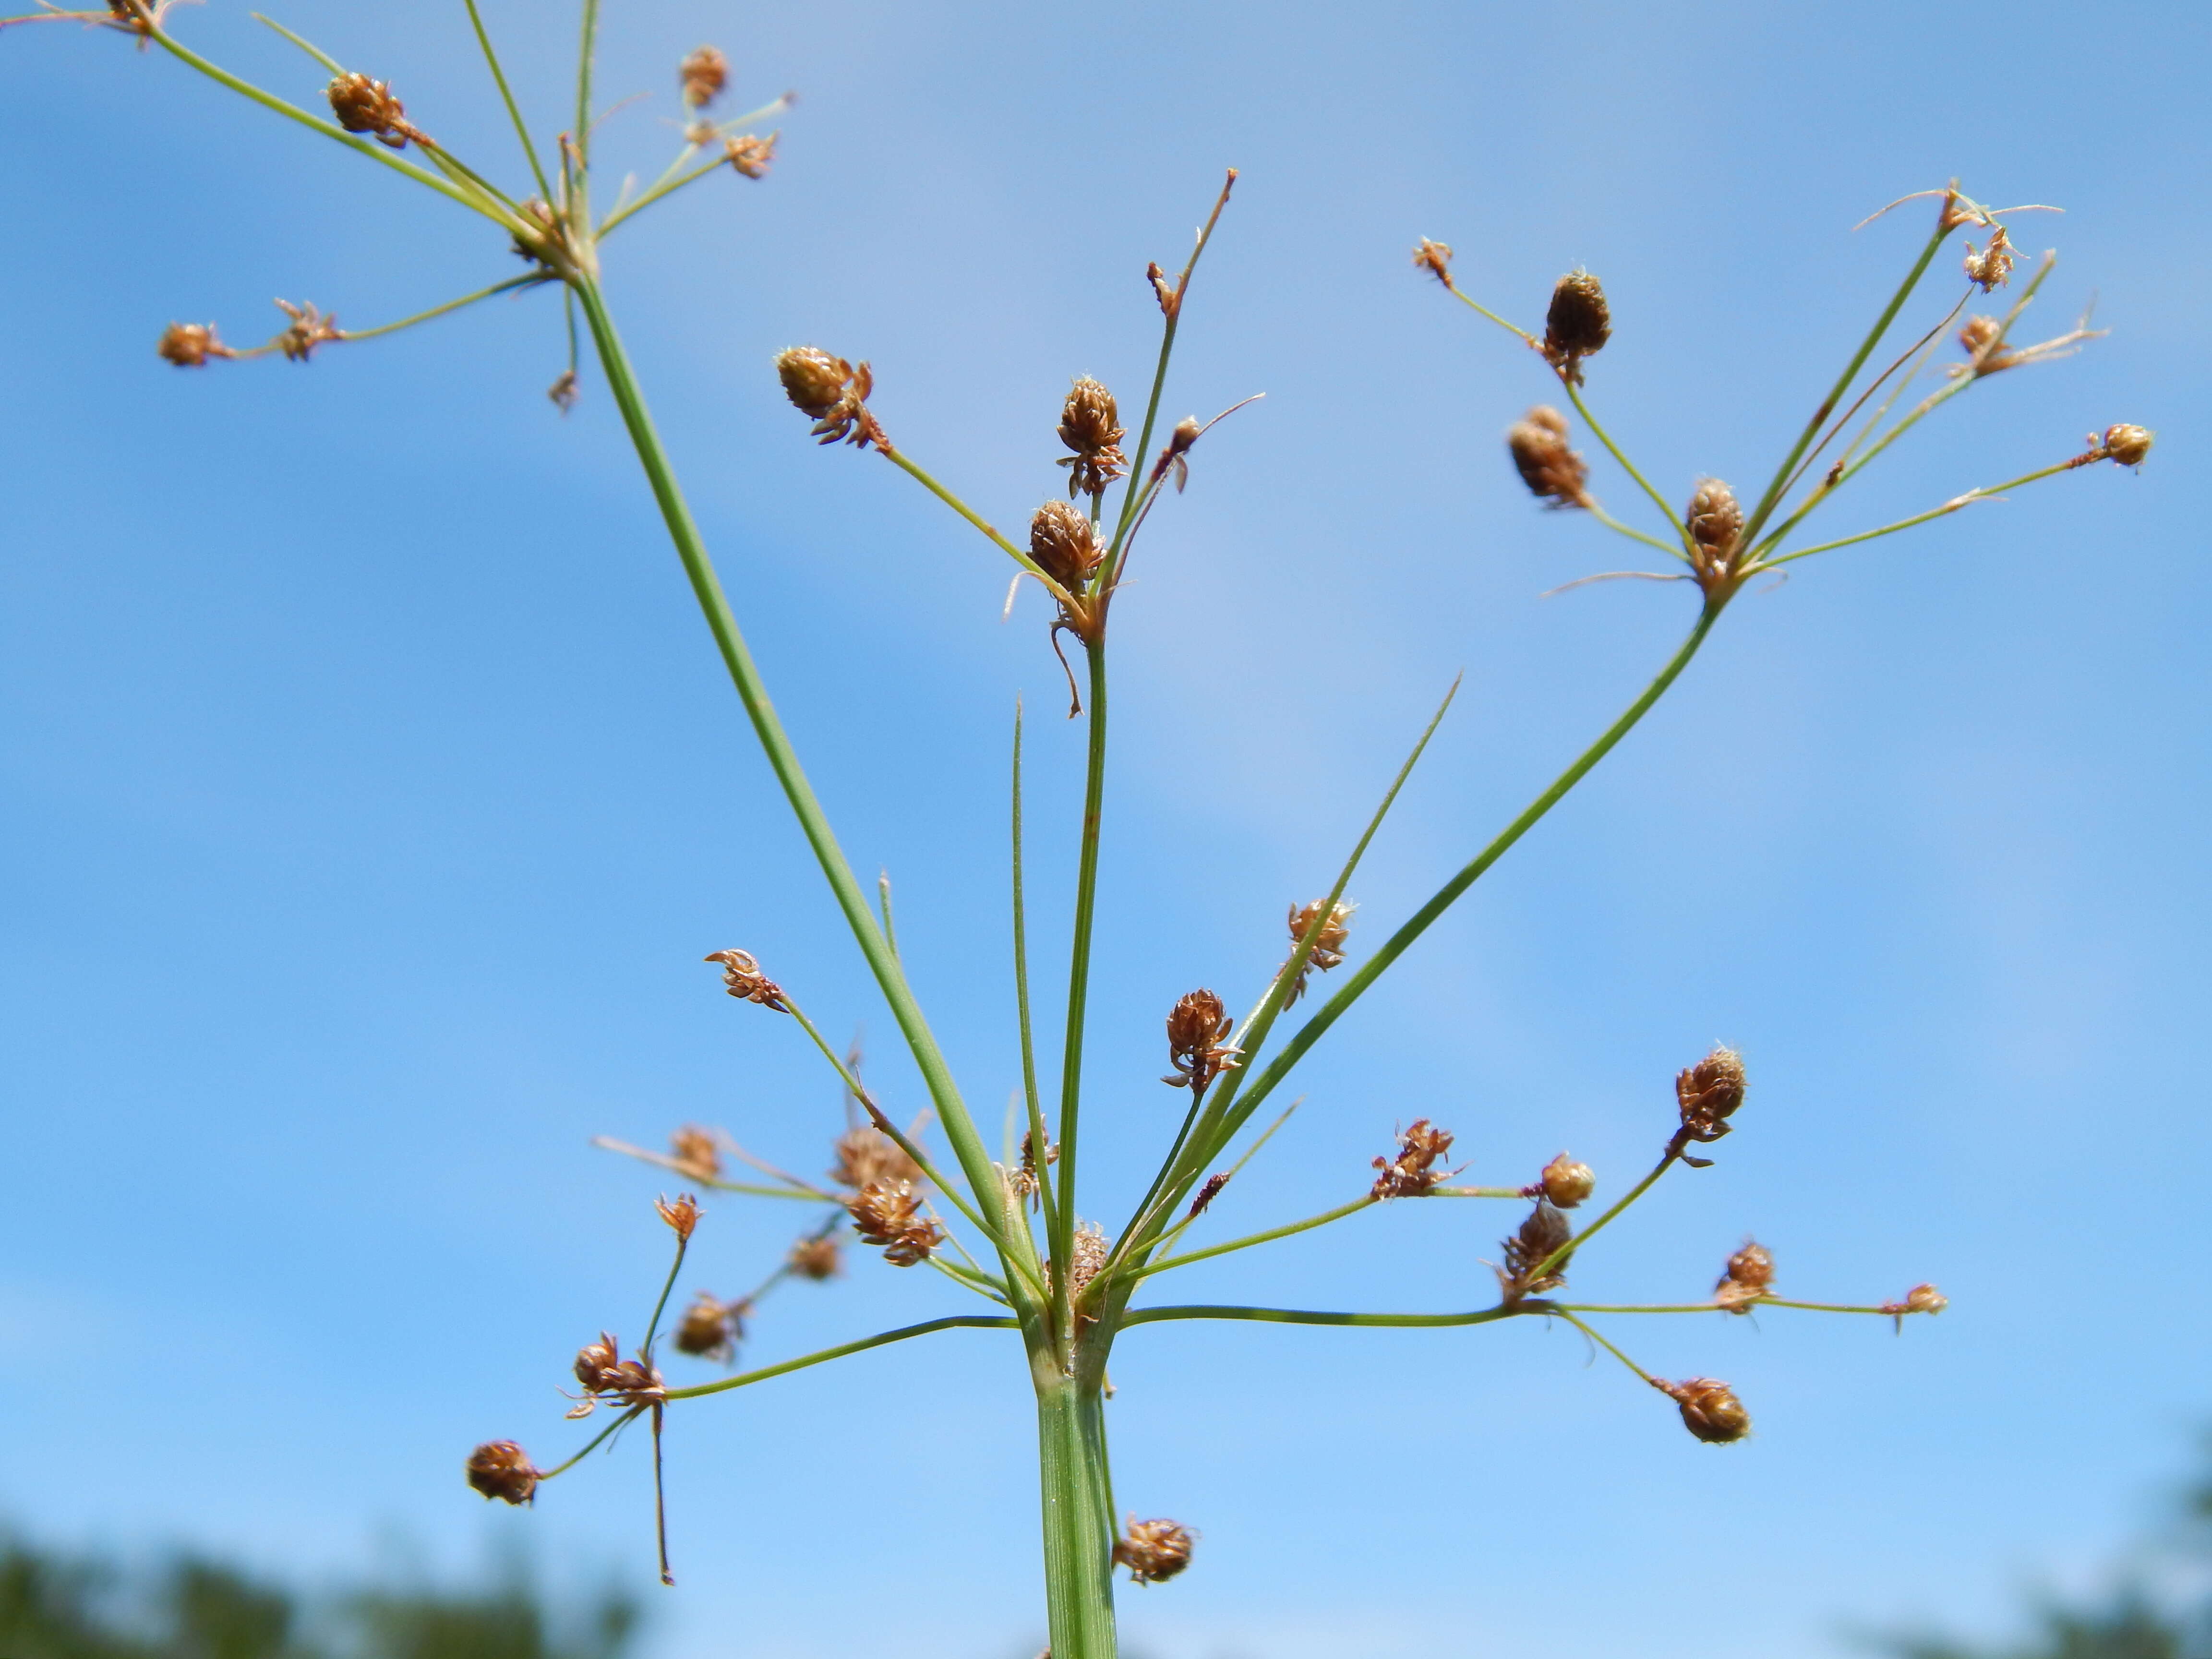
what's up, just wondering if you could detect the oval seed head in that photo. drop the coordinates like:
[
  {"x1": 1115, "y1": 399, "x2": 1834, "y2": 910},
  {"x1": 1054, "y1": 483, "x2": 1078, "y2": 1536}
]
[
  {"x1": 1163, "y1": 988, "x2": 1238, "y2": 1092},
  {"x1": 775, "y1": 346, "x2": 853, "y2": 419},
  {"x1": 1412, "y1": 237, "x2": 1454, "y2": 286},
  {"x1": 672, "y1": 1291, "x2": 739, "y2": 1362},
  {"x1": 1685, "y1": 479, "x2": 1743, "y2": 574},
  {"x1": 574, "y1": 1332, "x2": 621, "y2": 1392},
  {"x1": 788, "y1": 1231, "x2": 843, "y2": 1280},
  {"x1": 656, "y1": 1192, "x2": 701, "y2": 1242},
  {"x1": 1676, "y1": 1045, "x2": 1747, "y2": 1144},
  {"x1": 1542, "y1": 269, "x2": 1611, "y2": 381},
  {"x1": 669, "y1": 1124, "x2": 721, "y2": 1181},
  {"x1": 1664, "y1": 1377, "x2": 1751, "y2": 1443},
  {"x1": 1539, "y1": 1152, "x2": 1595, "y2": 1209},
  {"x1": 1500, "y1": 1198, "x2": 1573, "y2": 1297},
  {"x1": 1903, "y1": 1282, "x2": 1948, "y2": 1316},
  {"x1": 326, "y1": 72, "x2": 416, "y2": 149},
  {"x1": 1028, "y1": 498, "x2": 1106, "y2": 593},
  {"x1": 679, "y1": 45, "x2": 728, "y2": 109},
  {"x1": 722, "y1": 133, "x2": 776, "y2": 179},
  {"x1": 1505, "y1": 406, "x2": 1591, "y2": 509},
  {"x1": 1115, "y1": 1517, "x2": 1195, "y2": 1586},
  {"x1": 1714, "y1": 1238, "x2": 1774, "y2": 1311},
  {"x1": 465, "y1": 1441, "x2": 540, "y2": 1505},
  {"x1": 157, "y1": 322, "x2": 224, "y2": 368},
  {"x1": 1058, "y1": 377, "x2": 1127, "y2": 491},
  {"x1": 2103, "y1": 424, "x2": 2154, "y2": 466}
]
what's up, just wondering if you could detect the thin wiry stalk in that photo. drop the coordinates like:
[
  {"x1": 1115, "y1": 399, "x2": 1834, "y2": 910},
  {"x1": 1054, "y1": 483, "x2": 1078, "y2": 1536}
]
[
  {"x1": 1011, "y1": 701, "x2": 1056, "y2": 1221},
  {"x1": 1760, "y1": 455, "x2": 2095, "y2": 568},
  {"x1": 1136, "y1": 1195, "x2": 1376, "y2": 1279},
  {"x1": 639, "y1": 1231, "x2": 689, "y2": 1358},
  {"x1": 337, "y1": 272, "x2": 551, "y2": 340},
  {"x1": 1553, "y1": 1309, "x2": 1657, "y2": 1384},
  {"x1": 1563, "y1": 381, "x2": 1691, "y2": 553},
  {"x1": 661, "y1": 1314, "x2": 1019, "y2": 1401},
  {"x1": 1121, "y1": 1302, "x2": 1525, "y2": 1330},
  {"x1": 460, "y1": 0, "x2": 554, "y2": 201},
  {"x1": 1050, "y1": 639, "x2": 1111, "y2": 1349}
]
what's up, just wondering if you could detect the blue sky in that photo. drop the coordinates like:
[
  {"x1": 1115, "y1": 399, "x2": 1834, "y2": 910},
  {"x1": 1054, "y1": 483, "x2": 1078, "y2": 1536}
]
[{"x1": 4, "y1": 3, "x2": 2209, "y2": 1656}]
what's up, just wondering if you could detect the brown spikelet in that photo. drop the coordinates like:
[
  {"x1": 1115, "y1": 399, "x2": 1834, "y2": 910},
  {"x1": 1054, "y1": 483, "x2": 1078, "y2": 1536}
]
[
  {"x1": 830, "y1": 1124, "x2": 921, "y2": 1192},
  {"x1": 656, "y1": 1192, "x2": 701, "y2": 1242},
  {"x1": 1684, "y1": 478, "x2": 1743, "y2": 588},
  {"x1": 1962, "y1": 226, "x2": 2015, "y2": 291},
  {"x1": 1284, "y1": 899, "x2": 1354, "y2": 1005},
  {"x1": 1879, "y1": 1281, "x2": 1948, "y2": 1331},
  {"x1": 1541, "y1": 269, "x2": 1611, "y2": 383},
  {"x1": 723, "y1": 133, "x2": 776, "y2": 179},
  {"x1": 1675, "y1": 1046, "x2": 1746, "y2": 1156},
  {"x1": 1029, "y1": 499, "x2": 1106, "y2": 594},
  {"x1": 788, "y1": 1231, "x2": 843, "y2": 1280},
  {"x1": 1412, "y1": 237, "x2": 1454, "y2": 287},
  {"x1": 846, "y1": 1178, "x2": 944, "y2": 1266},
  {"x1": 1186, "y1": 1172, "x2": 1230, "y2": 1218},
  {"x1": 567, "y1": 1333, "x2": 665, "y2": 1418},
  {"x1": 703, "y1": 948, "x2": 787, "y2": 1010},
  {"x1": 1657, "y1": 1376, "x2": 1750, "y2": 1443},
  {"x1": 669, "y1": 1125, "x2": 722, "y2": 1181},
  {"x1": 773, "y1": 346, "x2": 887, "y2": 451},
  {"x1": 157, "y1": 322, "x2": 230, "y2": 367},
  {"x1": 679, "y1": 45, "x2": 728, "y2": 109},
  {"x1": 1505, "y1": 406, "x2": 1592, "y2": 510},
  {"x1": 1115, "y1": 1517, "x2": 1194, "y2": 1585},
  {"x1": 465, "y1": 1441, "x2": 540, "y2": 1505},
  {"x1": 1498, "y1": 1200, "x2": 1572, "y2": 1299},
  {"x1": 2101, "y1": 423, "x2": 2153, "y2": 466},
  {"x1": 1370, "y1": 1118, "x2": 1456, "y2": 1200},
  {"x1": 1537, "y1": 1152, "x2": 1595, "y2": 1209},
  {"x1": 1057, "y1": 377, "x2": 1128, "y2": 498},
  {"x1": 672, "y1": 1291, "x2": 742, "y2": 1362},
  {"x1": 1162, "y1": 989, "x2": 1239, "y2": 1093},
  {"x1": 1712, "y1": 1238, "x2": 1773, "y2": 1312},
  {"x1": 325, "y1": 72, "x2": 422, "y2": 149}
]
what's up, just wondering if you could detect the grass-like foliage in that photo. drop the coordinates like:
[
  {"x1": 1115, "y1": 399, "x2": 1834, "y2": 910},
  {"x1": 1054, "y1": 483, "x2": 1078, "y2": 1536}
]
[{"x1": 5, "y1": 3, "x2": 2157, "y2": 1653}]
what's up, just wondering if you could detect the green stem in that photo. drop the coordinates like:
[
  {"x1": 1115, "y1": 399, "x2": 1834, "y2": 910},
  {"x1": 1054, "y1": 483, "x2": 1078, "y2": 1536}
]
[
  {"x1": 539, "y1": 1404, "x2": 646, "y2": 1478},
  {"x1": 338, "y1": 273, "x2": 550, "y2": 341},
  {"x1": 1011, "y1": 701, "x2": 1055, "y2": 1219},
  {"x1": 573, "y1": 0, "x2": 601, "y2": 168},
  {"x1": 1121, "y1": 1302, "x2": 1524, "y2": 1330},
  {"x1": 1051, "y1": 640, "x2": 1111, "y2": 1337},
  {"x1": 597, "y1": 152, "x2": 730, "y2": 237},
  {"x1": 1757, "y1": 456, "x2": 2090, "y2": 569},
  {"x1": 880, "y1": 450, "x2": 1074, "y2": 601},
  {"x1": 662, "y1": 1314, "x2": 1018, "y2": 1401},
  {"x1": 1199, "y1": 604, "x2": 1723, "y2": 1171},
  {"x1": 1553, "y1": 1309, "x2": 1657, "y2": 1385},
  {"x1": 1036, "y1": 1380, "x2": 1119, "y2": 1659},
  {"x1": 567, "y1": 278, "x2": 1002, "y2": 1229},
  {"x1": 1137, "y1": 1195, "x2": 1375, "y2": 1279},
  {"x1": 639, "y1": 1232, "x2": 689, "y2": 1358},
  {"x1": 1563, "y1": 381, "x2": 1688, "y2": 551},
  {"x1": 461, "y1": 0, "x2": 554, "y2": 201},
  {"x1": 1586, "y1": 502, "x2": 1686, "y2": 558}
]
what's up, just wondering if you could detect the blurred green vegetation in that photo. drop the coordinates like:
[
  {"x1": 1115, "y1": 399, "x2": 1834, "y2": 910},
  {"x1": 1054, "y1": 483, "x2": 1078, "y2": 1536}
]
[{"x1": 0, "y1": 1535, "x2": 638, "y2": 1659}]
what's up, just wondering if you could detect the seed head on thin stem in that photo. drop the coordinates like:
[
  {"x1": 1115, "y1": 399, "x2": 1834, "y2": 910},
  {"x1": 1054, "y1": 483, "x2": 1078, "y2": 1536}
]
[
  {"x1": 846, "y1": 1178, "x2": 944, "y2": 1266},
  {"x1": 669, "y1": 1125, "x2": 721, "y2": 1181},
  {"x1": 272, "y1": 299, "x2": 343, "y2": 362},
  {"x1": 1187, "y1": 1172, "x2": 1231, "y2": 1218},
  {"x1": 1029, "y1": 499, "x2": 1106, "y2": 594},
  {"x1": 1115, "y1": 1517, "x2": 1195, "y2": 1585},
  {"x1": 1685, "y1": 478, "x2": 1743, "y2": 590},
  {"x1": 1163, "y1": 988, "x2": 1239, "y2": 1093},
  {"x1": 1537, "y1": 1152, "x2": 1595, "y2": 1209},
  {"x1": 788, "y1": 1231, "x2": 843, "y2": 1280},
  {"x1": 1498, "y1": 1199, "x2": 1573, "y2": 1299},
  {"x1": 672, "y1": 1291, "x2": 743, "y2": 1362},
  {"x1": 1713, "y1": 1238, "x2": 1773, "y2": 1312},
  {"x1": 157, "y1": 323, "x2": 231, "y2": 367},
  {"x1": 703, "y1": 948, "x2": 787, "y2": 1010},
  {"x1": 773, "y1": 346, "x2": 887, "y2": 451},
  {"x1": 830, "y1": 1124, "x2": 921, "y2": 1192},
  {"x1": 1880, "y1": 1282, "x2": 1948, "y2": 1331},
  {"x1": 465, "y1": 1441, "x2": 540, "y2": 1505},
  {"x1": 1370, "y1": 1118, "x2": 1457, "y2": 1200},
  {"x1": 568, "y1": 1334, "x2": 665, "y2": 1418},
  {"x1": 1542, "y1": 269, "x2": 1611, "y2": 384},
  {"x1": 1412, "y1": 237, "x2": 1455, "y2": 287},
  {"x1": 1506, "y1": 407, "x2": 1593, "y2": 510},
  {"x1": 656, "y1": 1192, "x2": 700, "y2": 1242},
  {"x1": 2100, "y1": 423, "x2": 2154, "y2": 466},
  {"x1": 679, "y1": 46, "x2": 728, "y2": 110},
  {"x1": 1962, "y1": 226, "x2": 2015, "y2": 291},
  {"x1": 1057, "y1": 377, "x2": 1127, "y2": 499},
  {"x1": 1284, "y1": 899, "x2": 1354, "y2": 1005},
  {"x1": 1657, "y1": 1376, "x2": 1751, "y2": 1443},
  {"x1": 325, "y1": 72, "x2": 423, "y2": 150},
  {"x1": 1048, "y1": 1220, "x2": 1108, "y2": 1303},
  {"x1": 1674, "y1": 1046, "x2": 1746, "y2": 1160},
  {"x1": 722, "y1": 133, "x2": 776, "y2": 179}
]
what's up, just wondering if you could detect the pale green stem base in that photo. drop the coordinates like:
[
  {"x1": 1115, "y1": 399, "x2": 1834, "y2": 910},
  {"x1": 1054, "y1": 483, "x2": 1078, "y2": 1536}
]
[{"x1": 1036, "y1": 1374, "x2": 1118, "y2": 1659}]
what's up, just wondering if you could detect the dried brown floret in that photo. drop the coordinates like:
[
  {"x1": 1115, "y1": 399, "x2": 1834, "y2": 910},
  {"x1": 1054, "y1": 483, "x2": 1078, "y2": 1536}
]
[
  {"x1": 1412, "y1": 237, "x2": 1455, "y2": 287},
  {"x1": 1879, "y1": 1281, "x2": 1948, "y2": 1331},
  {"x1": 1541, "y1": 269, "x2": 1611, "y2": 383},
  {"x1": 1283, "y1": 898, "x2": 1354, "y2": 1005},
  {"x1": 1505, "y1": 406, "x2": 1592, "y2": 510},
  {"x1": 772, "y1": 346, "x2": 887, "y2": 451},
  {"x1": 788, "y1": 1231, "x2": 842, "y2": 1280},
  {"x1": 1047, "y1": 1221, "x2": 1108, "y2": 1302},
  {"x1": 1657, "y1": 1376, "x2": 1750, "y2": 1443},
  {"x1": 271, "y1": 299, "x2": 342, "y2": 363},
  {"x1": 830, "y1": 1124, "x2": 921, "y2": 1191},
  {"x1": 546, "y1": 369, "x2": 580, "y2": 413},
  {"x1": 1957, "y1": 314, "x2": 2020, "y2": 375},
  {"x1": 1713, "y1": 1238, "x2": 1773, "y2": 1313},
  {"x1": 703, "y1": 948, "x2": 787, "y2": 1010},
  {"x1": 1029, "y1": 499, "x2": 1107, "y2": 595},
  {"x1": 679, "y1": 45, "x2": 728, "y2": 109},
  {"x1": 1538, "y1": 1152, "x2": 1595, "y2": 1209},
  {"x1": 1010, "y1": 1130, "x2": 1059, "y2": 1206},
  {"x1": 847, "y1": 1178, "x2": 944, "y2": 1266},
  {"x1": 325, "y1": 72, "x2": 422, "y2": 150},
  {"x1": 157, "y1": 322, "x2": 230, "y2": 368},
  {"x1": 1370, "y1": 1118, "x2": 1457, "y2": 1200},
  {"x1": 1115, "y1": 1517, "x2": 1194, "y2": 1586},
  {"x1": 1962, "y1": 226, "x2": 2015, "y2": 291},
  {"x1": 568, "y1": 1333, "x2": 665, "y2": 1418},
  {"x1": 1684, "y1": 479, "x2": 1742, "y2": 587},
  {"x1": 672, "y1": 1291, "x2": 744, "y2": 1362},
  {"x1": 1498, "y1": 1200, "x2": 1572, "y2": 1299},
  {"x1": 2101, "y1": 423, "x2": 2154, "y2": 466},
  {"x1": 1057, "y1": 377, "x2": 1128, "y2": 499},
  {"x1": 1162, "y1": 989, "x2": 1239, "y2": 1093},
  {"x1": 656, "y1": 1192, "x2": 700, "y2": 1242},
  {"x1": 465, "y1": 1440, "x2": 540, "y2": 1505},
  {"x1": 669, "y1": 1125, "x2": 722, "y2": 1181},
  {"x1": 723, "y1": 133, "x2": 775, "y2": 179},
  {"x1": 1674, "y1": 1045, "x2": 1746, "y2": 1156}
]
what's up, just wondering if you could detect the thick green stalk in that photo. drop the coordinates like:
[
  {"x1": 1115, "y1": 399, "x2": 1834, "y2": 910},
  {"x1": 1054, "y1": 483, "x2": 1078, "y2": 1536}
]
[
  {"x1": 1200, "y1": 603, "x2": 1723, "y2": 1155},
  {"x1": 568, "y1": 277, "x2": 1002, "y2": 1228},
  {"x1": 1051, "y1": 640, "x2": 1111, "y2": 1326},
  {"x1": 1036, "y1": 1377, "x2": 1119, "y2": 1659}
]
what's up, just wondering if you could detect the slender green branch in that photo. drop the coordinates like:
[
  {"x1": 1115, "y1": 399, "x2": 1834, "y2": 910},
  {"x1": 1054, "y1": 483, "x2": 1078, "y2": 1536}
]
[
  {"x1": 337, "y1": 272, "x2": 551, "y2": 342},
  {"x1": 1552, "y1": 1309, "x2": 1658, "y2": 1384},
  {"x1": 1137, "y1": 1098, "x2": 1303, "y2": 1268},
  {"x1": 538, "y1": 1404, "x2": 646, "y2": 1479},
  {"x1": 249, "y1": 12, "x2": 339, "y2": 72},
  {"x1": 1444, "y1": 283, "x2": 1539, "y2": 346},
  {"x1": 1525, "y1": 1143, "x2": 1680, "y2": 1287},
  {"x1": 1121, "y1": 1302, "x2": 1524, "y2": 1330},
  {"x1": 567, "y1": 279, "x2": 1003, "y2": 1234},
  {"x1": 591, "y1": 1136, "x2": 832, "y2": 1201},
  {"x1": 661, "y1": 1314, "x2": 1019, "y2": 1401},
  {"x1": 417, "y1": 140, "x2": 521, "y2": 215},
  {"x1": 144, "y1": 23, "x2": 503, "y2": 222},
  {"x1": 573, "y1": 0, "x2": 601, "y2": 169},
  {"x1": 1011, "y1": 701, "x2": 1055, "y2": 1220},
  {"x1": 1197, "y1": 607, "x2": 1721, "y2": 1178},
  {"x1": 1587, "y1": 501, "x2": 1686, "y2": 557},
  {"x1": 1050, "y1": 640, "x2": 1111, "y2": 1348},
  {"x1": 1735, "y1": 212, "x2": 1955, "y2": 552},
  {"x1": 461, "y1": 0, "x2": 555, "y2": 201},
  {"x1": 1563, "y1": 381, "x2": 1690, "y2": 552},
  {"x1": 877, "y1": 871, "x2": 901, "y2": 961},
  {"x1": 879, "y1": 449, "x2": 1079, "y2": 605},
  {"x1": 1138, "y1": 1195, "x2": 1375, "y2": 1279},
  {"x1": 640, "y1": 1231, "x2": 689, "y2": 1358},
  {"x1": 596, "y1": 151, "x2": 731, "y2": 236},
  {"x1": 1758, "y1": 456, "x2": 2092, "y2": 569}
]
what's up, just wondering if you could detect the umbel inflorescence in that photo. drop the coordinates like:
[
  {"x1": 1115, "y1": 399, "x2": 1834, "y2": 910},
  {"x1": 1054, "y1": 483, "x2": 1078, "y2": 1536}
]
[{"x1": 9, "y1": 5, "x2": 2152, "y2": 1654}]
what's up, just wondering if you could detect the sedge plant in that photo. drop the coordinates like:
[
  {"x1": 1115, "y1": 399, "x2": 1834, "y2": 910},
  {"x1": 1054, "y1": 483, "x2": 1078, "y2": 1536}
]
[{"x1": 6, "y1": 4, "x2": 2160, "y2": 1654}]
